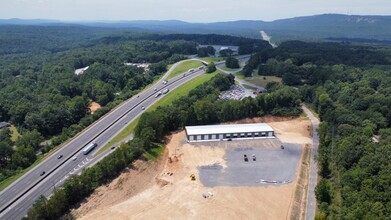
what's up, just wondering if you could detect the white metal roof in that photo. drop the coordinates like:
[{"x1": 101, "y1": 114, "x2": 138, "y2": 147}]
[{"x1": 185, "y1": 123, "x2": 273, "y2": 136}]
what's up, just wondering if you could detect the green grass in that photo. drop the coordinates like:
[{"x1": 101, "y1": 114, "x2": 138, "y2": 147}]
[
  {"x1": 0, "y1": 155, "x2": 46, "y2": 191},
  {"x1": 199, "y1": 57, "x2": 224, "y2": 63},
  {"x1": 236, "y1": 72, "x2": 282, "y2": 88},
  {"x1": 219, "y1": 65, "x2": 241, "y2": 72},
  {"x1": 143, "y1": 144, "x2": 165, "y2": 160},
  {"x1": 9, "y1": 125, "x2": 21, "y2": 142},
  {"x1": 97, "y1": 71, "x2": 219, "y2": 155},
  {"x1": 167, "y1": 60, "x2": 203, "y2": 80},
  {"x1": 148, "y1": 71, "x2": 218, "y2": 112}
]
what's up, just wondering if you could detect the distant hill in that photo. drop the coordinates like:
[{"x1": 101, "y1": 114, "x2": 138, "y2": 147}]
[{"x1": 2, "y1": 14, "x2": 391, "y2": 43}]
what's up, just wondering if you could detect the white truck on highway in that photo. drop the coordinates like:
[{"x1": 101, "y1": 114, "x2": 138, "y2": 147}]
[{"x1": 82, "y1": 143, "x2": 97, "y2": 155}]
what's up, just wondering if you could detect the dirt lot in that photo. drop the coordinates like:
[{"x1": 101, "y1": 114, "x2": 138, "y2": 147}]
[
  {"x1": 88, "y1": 102, "x2": 101, "y2": 114},
  {"x1": 75, "y1": 116, "x2": 311, "y2": 220}
]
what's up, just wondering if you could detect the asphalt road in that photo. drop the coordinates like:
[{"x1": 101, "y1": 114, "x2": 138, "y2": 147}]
[
  {"x1": 303, "y1": 106, "x2": 320, "y2": 220},
  {"x1": 0, "y1": 55, "x2": 250, "y2": 220}
]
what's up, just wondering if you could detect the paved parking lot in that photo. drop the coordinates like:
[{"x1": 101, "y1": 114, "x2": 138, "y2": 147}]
[{"x1": 197, "y1": 139, "x2": 302, "y2": 187}]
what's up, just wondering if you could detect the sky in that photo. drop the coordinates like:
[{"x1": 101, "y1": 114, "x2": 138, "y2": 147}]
[{"x1": 1, "y1": 0, "x2": 391, "y2": 22}]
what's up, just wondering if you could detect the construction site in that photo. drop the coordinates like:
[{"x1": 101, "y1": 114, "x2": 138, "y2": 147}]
[{"x1": 74, "y1": 116, "x2": 312, "y2": 220}]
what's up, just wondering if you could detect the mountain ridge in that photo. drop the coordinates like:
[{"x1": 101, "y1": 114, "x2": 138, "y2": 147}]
[{"x1": 2, "y1": 14, "x2": 391, "y2": 42}]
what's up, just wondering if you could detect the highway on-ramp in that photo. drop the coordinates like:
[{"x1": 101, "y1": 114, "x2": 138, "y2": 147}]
[{"x1": 0, "y1": 55, "x2": 250, "y2": 220}]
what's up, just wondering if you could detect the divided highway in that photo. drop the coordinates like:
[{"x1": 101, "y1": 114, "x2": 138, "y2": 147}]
[{"x1": 0, "y1": 55, "x2": 249, "y2": 220}]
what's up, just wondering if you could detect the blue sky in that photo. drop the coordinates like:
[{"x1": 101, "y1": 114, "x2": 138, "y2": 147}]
[{"x1": 1, "y1": 0, "x2": 391, "y2": 22}]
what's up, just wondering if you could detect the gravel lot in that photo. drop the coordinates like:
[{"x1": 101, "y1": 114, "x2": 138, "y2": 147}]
[{"x1": 198, "y1": 139, "x2": 302, "y2": 187}]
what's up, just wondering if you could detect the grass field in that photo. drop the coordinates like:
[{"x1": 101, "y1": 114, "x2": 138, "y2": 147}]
[
  {"x1": 236, "y1": 72, "x2": 282, "y2": 88},
  {"x1": 219, "y1": 65, "x2": 242, "y2": 72},
  {"x1": 97, "y1": 71, "x2": 219, "y2": 155},
  {"x1": 167, "y1": 60, "x2": 203, "y2": 80},
  {"x1": 199, "y1": 57, "x2": 224, "y2": 63}
]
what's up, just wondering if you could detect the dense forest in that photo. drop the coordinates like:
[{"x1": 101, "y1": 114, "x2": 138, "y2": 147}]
[
  {"x1": 243, "y1": 41, "x2": 391, "y2": 219},
  {"x1": 0, "y1": 27, "x2": 270, "y2": 184}
]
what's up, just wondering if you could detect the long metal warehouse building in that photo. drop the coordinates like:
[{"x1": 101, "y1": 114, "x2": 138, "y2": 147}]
[{"x1": 185, "y1": 123, "x2": 274, "y2": 142}]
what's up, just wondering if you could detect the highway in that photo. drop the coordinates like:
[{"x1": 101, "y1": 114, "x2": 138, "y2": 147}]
[{"x1": 0, "y1": 55, "x2": 250, "y2": 220}]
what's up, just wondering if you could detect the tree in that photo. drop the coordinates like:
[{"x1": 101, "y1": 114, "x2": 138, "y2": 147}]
[
  {"x1": 11, "y1": 146, "x2": 36, "y2": 168},
  {"x1": 315, "y1": 179, "x2": 331, "y2": 204},
  {"x1": 206, "y1": 62, "x2": 216, "y2": 73},
  {"x1": 16, "y1": 129, "x2": 44, "y2": 150},
  {"x1": 219, "y1": 49, "x2": 233, "y2": 57},
  {"x1": 139, "y1": 127, "x2": 156, "y2": 149},
  {"x1": 225, "y1": 57, "x2": 239, "y2": 69}
]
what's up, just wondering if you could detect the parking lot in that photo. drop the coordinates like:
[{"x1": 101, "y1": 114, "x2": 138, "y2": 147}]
[
  {"x1": 196, "y1": 138, "x2": 302, "y2": 187},
  {"x1": 219, "y1": 85, "x2": 255, "y2": 100}
]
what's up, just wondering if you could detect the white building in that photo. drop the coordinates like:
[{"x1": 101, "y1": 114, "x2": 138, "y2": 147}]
[{"x1": 185, "y1": 123, "x2": 274, "y2": 142}]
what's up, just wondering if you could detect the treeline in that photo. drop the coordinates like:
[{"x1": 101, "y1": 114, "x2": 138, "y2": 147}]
[
  {"x1": 25, "y1": 73, "x2": 302, "y2": 219},
  {"x1": 303, "y1": 66, "x2": 391, "y2": 219},
  {"x1": 0, "y1": 128, "x2": 43, "y2": 182},
  {"x1": 0, "y1": 25, "x2": 114, "y2": 55},
  {"x1": 241, "y1": 41, "x2": 391, "y2": 84},
  {"x1": 99, "y1": 33, "x2": 272, "y2": 55}
]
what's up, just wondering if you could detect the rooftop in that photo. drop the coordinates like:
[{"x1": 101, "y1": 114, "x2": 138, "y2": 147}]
[{"x1": 185, "y1": 123, "x2": 273, "y2": 136}]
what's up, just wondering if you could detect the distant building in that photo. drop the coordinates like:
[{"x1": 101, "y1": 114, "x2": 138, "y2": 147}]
[
  {"x1": 0, "y1": 122, "x2": 11, "y2": 129},
  {"x1": 185, "y1": 123, "x2": 274, "y2": 142}
]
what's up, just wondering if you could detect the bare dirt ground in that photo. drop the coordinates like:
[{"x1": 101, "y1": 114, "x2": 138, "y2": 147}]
[
  {"x1": 75, "y1": 116, "x2": 311, "y2": 220},
  {"x1": 88, "y1": 102, "x2": 101, "y2": 114}
]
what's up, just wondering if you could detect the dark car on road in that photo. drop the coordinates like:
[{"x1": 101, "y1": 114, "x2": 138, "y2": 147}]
[
  {"x1": 40, "y1": 171, "x2": 46, "y2": 176},
  {"x1": 57, "y1": 155, "x2": 63, "y2": 159}
]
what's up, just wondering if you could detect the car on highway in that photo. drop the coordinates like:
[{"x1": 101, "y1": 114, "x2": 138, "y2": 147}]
[
  {"x1": 154, "y1": 88, "x2": 157, "y2": 91},
  {"x1": 141, "y1": 106, "x2": 145, "y2": 110},
  {"x1": 162, "y1": 88, "x2": 169, "y2": 94},
  {"x1": 72, "y1": 156, "x2": 77, "y2": 161},
  {"x1": 111, "y1": 146, "x2": 116, "y2": 150},
  {"x1": 40, "y1": 171, "x2": 46, "y2": 176},
  {"x1": 163, "y1": 80, "x2": 168, "y2": 84},
  {"x1": 155, "y1": 91, "x2": 162, "y2": 98},
  {"x1": 57, "y1": 155, "x2": 63, "y2": 159}
]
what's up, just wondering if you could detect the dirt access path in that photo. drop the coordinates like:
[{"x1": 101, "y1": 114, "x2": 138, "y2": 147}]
[{"x1": 74, "y1": 116, "x2": 311, "y2": 220}]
